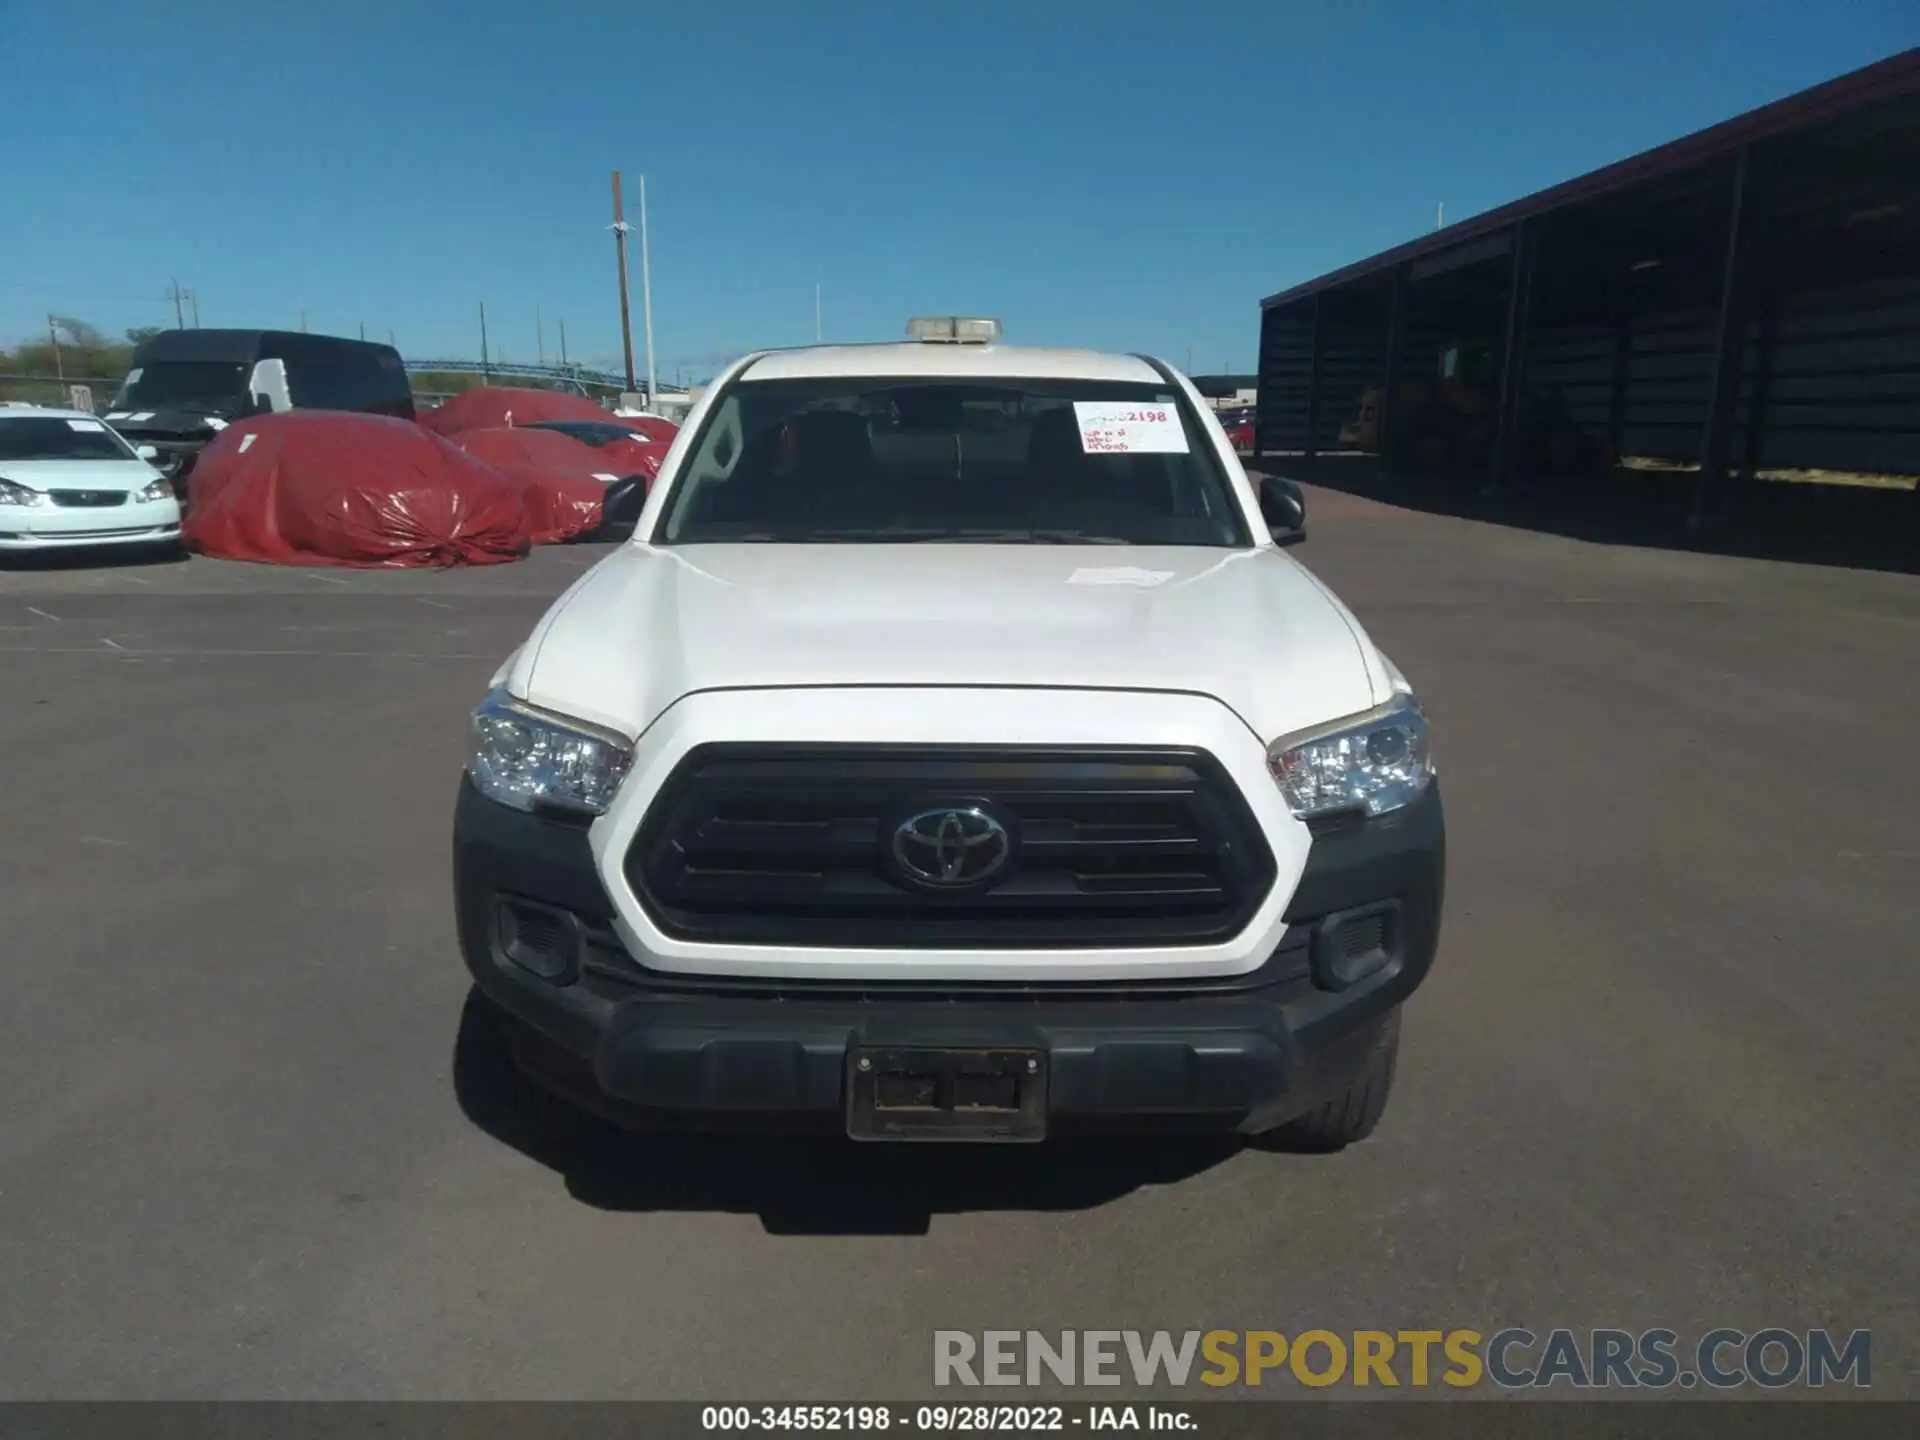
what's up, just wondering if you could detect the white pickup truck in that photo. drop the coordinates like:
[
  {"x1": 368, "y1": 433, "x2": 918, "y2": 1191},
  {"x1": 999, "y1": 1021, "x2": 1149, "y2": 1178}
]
[{"x1": 453, "y1": 319, "x2": 1442, "y2": 1149}]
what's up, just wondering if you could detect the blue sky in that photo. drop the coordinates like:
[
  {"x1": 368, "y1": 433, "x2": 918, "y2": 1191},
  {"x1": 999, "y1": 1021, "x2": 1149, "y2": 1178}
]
[{"x1": 2, "y1": 1, "x2": 1913, "y2": 379}]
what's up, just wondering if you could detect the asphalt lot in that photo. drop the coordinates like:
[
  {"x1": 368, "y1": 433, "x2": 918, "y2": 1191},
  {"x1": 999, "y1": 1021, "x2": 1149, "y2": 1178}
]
[{"x1": 1, "y1": 490, "x2": 1915, "y2": 1400}]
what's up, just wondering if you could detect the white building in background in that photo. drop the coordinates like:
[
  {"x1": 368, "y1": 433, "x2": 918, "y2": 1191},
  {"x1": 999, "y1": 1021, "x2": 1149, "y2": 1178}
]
[{"x1": 616, "y1": 386, "x2": 698, "y2": 423}]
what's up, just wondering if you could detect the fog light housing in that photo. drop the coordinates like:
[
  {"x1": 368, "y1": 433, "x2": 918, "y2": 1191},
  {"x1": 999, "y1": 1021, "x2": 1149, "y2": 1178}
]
[
  {"x1": 1311, "y1": 900, "x2": 1401, "y2": 991},
  {"x1": 492, "y1": 896, "x2": 582, "y2": 983}
]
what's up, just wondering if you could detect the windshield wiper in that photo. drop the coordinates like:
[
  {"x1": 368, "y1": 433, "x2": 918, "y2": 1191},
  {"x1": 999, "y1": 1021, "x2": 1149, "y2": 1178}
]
[
  {"x1": 787, "y1": 527, "x2": 1133, "y2": 544},
  {"x1": 925, "y1": 528, "x2": 1132, "y2": 544},
  {"x1": 790, "y1": 527, "x2": 952, "y2": 541}
]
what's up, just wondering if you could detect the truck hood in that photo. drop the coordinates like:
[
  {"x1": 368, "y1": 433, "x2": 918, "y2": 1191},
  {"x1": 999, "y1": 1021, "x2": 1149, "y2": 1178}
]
[
  {"x1": 513, "y1": 543, "x2": 1390, "y2": 745},
  {"x1": 103, "y1": 406, "x2": 234, "y2": 440},
  {"x1": 0, "y1": 457, "x2": 163, "y2": 490}
]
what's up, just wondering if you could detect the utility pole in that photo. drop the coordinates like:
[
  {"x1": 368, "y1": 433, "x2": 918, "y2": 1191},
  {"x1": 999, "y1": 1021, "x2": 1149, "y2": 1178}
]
[
  {"x1": 639, "y1": 173, "x2": 657, "y2": 405},
  {"x1": 168, "y1": 280, "x2": 186, "y2": 328},
  {"x1": 815, "y1": 280, "x2": 823, "y2": 344},
  {"x1": 300, "y1": 309, "x2": 309, "y2": 333},
  {"x1": 611, "y1": 171, "x2": 638, "y2": 394},
  {"x1": 47, "y1": 316, "x2": 64, "y2": 383},
  {"x1": 189, "y1": 291, "x2": 200, "y2": 327},
  {"x1": 1437, "y1": 202, "x2": 1445, "y2": 230},
  {"x1": 536, "y1": 302, "x2": 545, "y2": 365},
  {"x1": 479, "y1": 301, "x2": 492, "y2": 381},
  {"x1": 388, "y1": 330, "x2": 397, "y2": 348},
  {"x1": 559, "y1": 317, "x2": 569, "y2": 365},
  {"x1": 359, "y1": 322, "x2": 366, "y2": 341}
]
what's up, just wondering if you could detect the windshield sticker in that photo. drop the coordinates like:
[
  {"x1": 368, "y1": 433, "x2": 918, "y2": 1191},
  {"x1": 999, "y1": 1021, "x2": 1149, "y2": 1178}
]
[
  {"x1": 66, "y1": 418, "x2": 107, "y2": 432},
  {"x1": 1068, "y1": 566, "x2": 1176, "y2": 588},
  {"x1": 1072, "y1": 402, "x2": 1189, "y2": 455}
]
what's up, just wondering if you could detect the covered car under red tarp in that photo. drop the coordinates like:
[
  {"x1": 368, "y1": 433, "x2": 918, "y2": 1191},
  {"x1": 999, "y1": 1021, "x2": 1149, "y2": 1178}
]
[
  {"x1": 446, "y1": 427, "x2": 614, "y2": 544},
  {"x1": 420, "y1": 386, "x2": 634, "y2": 436},
  {"x1": 593, "y1": 431, "x2": 671, "y2": 479},
  {"x1": 182, "y1": 412, "x2": 534, "y2": 568},
  {"x1": 609, "y1": 413, "x2": 681, "y2": 444}
]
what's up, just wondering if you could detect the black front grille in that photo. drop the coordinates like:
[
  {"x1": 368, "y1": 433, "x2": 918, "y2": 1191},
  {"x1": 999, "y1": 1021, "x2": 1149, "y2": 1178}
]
[
  {"x1": 47, "y1": 490, "x2": 127, "y2": 508},
  {"x1": 626, "y1": 745, "x2": 1277, "y2": 948}
]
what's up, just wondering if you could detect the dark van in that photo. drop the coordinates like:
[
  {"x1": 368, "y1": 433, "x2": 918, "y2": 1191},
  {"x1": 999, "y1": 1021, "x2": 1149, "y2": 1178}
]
[{"x1": 106, "y1": 330, "x2": 415, "y2": 490}]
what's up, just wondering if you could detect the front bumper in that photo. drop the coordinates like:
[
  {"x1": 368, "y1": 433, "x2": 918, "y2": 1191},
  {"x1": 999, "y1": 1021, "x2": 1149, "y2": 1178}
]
[
  {"x1": 453, "y1": 776, "x2": 1445, "y2": 1135},
  {"x1": 0, "y1": 500, "x2": 182, "y2": 550}
]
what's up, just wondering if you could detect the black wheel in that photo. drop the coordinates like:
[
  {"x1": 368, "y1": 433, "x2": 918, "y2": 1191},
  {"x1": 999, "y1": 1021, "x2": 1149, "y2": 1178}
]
[
  {"x1": 1255, "y1": 1010, "x2": 1400, "y2": 1153},
  {"x1": 452, "y1": 989, "x2": 593, "y2": 1167}
]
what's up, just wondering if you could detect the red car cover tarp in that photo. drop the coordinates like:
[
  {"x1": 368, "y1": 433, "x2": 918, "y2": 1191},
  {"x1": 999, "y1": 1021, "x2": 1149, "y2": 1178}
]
[
  {"x1": 448, "y1": 427, "x2": 612, "y2": 544},
  {"x1": 595, "y1": 432, "x2": 670, "y2": 480},
  {"x1": 610, "y1": 413, "x2": 680, "y2": 444},
  {"x1": 420, "y1": 386, "x2": 644, "y2": 436},
  {"x1": 183, "y1": 412, "x2": 532, "y2": 567}
]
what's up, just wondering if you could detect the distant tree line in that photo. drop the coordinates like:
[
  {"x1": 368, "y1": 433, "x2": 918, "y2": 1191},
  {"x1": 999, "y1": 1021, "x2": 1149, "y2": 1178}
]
[{"x1": 0, "y1": 318, "x2": 163, "y2": 402}]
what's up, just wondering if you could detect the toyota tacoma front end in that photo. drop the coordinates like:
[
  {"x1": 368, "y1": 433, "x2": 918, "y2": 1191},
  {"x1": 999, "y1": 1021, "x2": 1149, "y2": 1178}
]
[{"x1": 453, "y1": 321, "x2": 1443, "y2": 1148}]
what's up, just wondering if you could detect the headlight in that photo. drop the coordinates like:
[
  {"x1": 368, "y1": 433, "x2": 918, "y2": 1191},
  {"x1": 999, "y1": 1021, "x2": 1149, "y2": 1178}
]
[
  {"x1": 0, "y1": 478, "x2": 49, "y2": 507},
  {"x1": 133, "y1": 478, "x2": 175, "y2": 503},
  {"x1": 468, "y1": 689, "x2": 633, "y2": 816},
  {"x1": 1268, "y1": 695, "x2": 1434, "y2": 820}
]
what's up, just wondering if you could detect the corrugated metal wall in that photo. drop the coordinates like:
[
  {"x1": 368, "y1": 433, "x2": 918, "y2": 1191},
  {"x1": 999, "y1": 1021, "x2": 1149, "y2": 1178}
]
[
  {"x1": 1256, "y1": 298, "x2": 1388, "y2": 455},
  {"x1": 1262, "y1": 269, "x2": 1920, "y2": 476},
  {"x1": 1746, "y1": 272, "x2": 1920, "y2": 473},
  {"x1": 1528, "y1": 308, "x2": 1717, "y2": 462}
]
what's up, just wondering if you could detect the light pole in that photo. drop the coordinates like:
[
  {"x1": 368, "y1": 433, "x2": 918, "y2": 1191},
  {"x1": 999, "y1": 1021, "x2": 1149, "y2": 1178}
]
[
  {"x1": 639, "y1": 173, "x2": 657, "y2": 406},
  {"x1": 611, "y1": 170, "x2": 638, "y2": 394}
]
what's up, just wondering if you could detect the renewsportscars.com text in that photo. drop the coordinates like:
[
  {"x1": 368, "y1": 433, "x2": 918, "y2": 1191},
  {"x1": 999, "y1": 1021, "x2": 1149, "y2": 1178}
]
[{"x1": 933, "y1": 1328, "x2": 1871, "y2": 1390}]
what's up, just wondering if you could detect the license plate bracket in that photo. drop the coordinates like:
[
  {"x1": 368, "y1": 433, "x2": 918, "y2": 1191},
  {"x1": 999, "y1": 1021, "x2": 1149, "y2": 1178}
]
[{"x1": 846, "y1": 1046, "x2": 1047, "y2": 1142}]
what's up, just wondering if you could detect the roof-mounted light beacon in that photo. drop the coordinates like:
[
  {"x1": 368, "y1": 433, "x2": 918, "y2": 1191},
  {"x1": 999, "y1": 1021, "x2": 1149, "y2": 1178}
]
[{"x1": 906, "y1": 316, "x2": 1002, "y2": 345}]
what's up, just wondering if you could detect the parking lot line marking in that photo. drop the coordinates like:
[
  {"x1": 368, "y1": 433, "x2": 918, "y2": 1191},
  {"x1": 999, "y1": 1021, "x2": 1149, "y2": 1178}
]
[
  {"x1": 101, "y1": 638, "x2": 124, "y2": 650},
  {"x1": 418, "y1": 599, "x2": 453, "y2": 610},
  {"x1": 26, "y1": 606, "x2": 60, "y2": 622}
]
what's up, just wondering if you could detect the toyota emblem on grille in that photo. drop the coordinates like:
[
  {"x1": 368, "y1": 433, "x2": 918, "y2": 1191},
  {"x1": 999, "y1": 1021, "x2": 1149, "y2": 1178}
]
[{"x1": 891, "y1": 805, "x2": 1012, "y2": 887}]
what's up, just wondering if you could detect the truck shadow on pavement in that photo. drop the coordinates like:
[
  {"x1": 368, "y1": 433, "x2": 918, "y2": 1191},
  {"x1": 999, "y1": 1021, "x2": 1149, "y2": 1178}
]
[{"x1": 452, "y1": 990, "x2": 1243, "y2": 1235}]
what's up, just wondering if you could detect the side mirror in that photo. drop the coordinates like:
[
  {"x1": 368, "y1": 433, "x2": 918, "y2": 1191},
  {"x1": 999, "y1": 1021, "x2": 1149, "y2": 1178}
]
[
  {"x1": 1259, "y1": 474, "x2": 1306, "y2": 544},
  {"x1": 135, "y1": 444, "x2": 160, "y2": 462},
  {"x1": 597, "y1": 476, "x2": 650, "y2": 538}
]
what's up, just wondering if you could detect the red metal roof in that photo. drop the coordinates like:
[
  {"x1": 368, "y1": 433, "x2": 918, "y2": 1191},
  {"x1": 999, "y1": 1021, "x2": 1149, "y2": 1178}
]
[{"x1": 1260, "y1": 48, "x2": 1920, "y2": 310}]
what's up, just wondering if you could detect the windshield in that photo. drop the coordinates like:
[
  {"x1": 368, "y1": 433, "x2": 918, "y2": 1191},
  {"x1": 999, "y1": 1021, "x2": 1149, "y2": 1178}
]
[
  {"x1": 0, "y1": 416, "x2": 139, "y2": 462},
  {"x1": 659, "y1": 377, "x2": 1252, "y2": 546},
  {"x1": 112, "y1": 361, "x2": 248, "y2": 411}
]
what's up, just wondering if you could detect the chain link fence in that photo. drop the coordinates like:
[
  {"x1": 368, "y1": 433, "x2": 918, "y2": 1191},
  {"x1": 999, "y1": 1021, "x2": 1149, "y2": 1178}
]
[{"x1": 0, "y1": 373, "x2": 124, "y2": 412}]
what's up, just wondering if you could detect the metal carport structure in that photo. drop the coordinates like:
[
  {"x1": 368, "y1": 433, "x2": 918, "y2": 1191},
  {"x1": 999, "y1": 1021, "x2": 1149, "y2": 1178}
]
[{"x1": 1255, "y1": 49, "x2": 1920, "y2": 525}]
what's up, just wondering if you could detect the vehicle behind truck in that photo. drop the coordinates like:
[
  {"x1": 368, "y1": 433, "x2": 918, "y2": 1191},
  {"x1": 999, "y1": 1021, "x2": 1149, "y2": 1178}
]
[{"x1": 106, "y1": 330, "x2": 415, "y2": 493}]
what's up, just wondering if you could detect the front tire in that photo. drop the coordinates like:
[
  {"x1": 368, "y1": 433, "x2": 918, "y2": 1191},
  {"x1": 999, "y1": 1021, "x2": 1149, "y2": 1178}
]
[{"x1": 1256, "y1": 1010, "x2": 1400, "y2": 1153}]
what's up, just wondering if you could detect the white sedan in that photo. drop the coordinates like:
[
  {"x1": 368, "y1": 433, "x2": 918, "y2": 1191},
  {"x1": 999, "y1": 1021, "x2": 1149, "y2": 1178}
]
[{"x1": 0, "y1": 404, "x2": 183, "y2": 554}]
